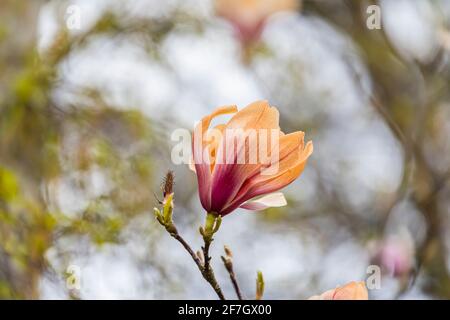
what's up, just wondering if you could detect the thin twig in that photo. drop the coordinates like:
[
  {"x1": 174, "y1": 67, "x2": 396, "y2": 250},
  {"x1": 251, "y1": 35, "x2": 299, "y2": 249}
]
[
  {"x1": 169, "y1": 233, "x2": 203, "y2": 271},
  {"x1": 229, "y1": 272, "x2": 243, "y2": 300}
]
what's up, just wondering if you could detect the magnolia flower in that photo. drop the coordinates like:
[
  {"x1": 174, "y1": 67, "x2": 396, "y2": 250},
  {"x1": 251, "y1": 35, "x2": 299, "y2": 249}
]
[
  {"x1": 370, "y1": 232, "x2": 415, "y2": 278},
  {"x1": 215, "y1": 0, "x2": 299, "y2": 44},
  {"x1": 308, "y1": 281, "x2": 369, "y2": 300},
  {"x1": 192, "y1": 100, "x2": 312, "y2": 216}
]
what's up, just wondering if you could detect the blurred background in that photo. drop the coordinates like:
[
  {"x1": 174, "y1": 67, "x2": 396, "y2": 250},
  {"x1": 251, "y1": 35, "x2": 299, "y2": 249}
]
[{"x1": 1, "y1": 0, "x2": 450, "y2": 299}]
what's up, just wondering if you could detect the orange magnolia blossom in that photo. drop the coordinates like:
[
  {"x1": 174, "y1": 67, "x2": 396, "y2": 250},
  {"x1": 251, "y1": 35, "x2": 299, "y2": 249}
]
[
  {"x1": 191, "y1": 100, "x2": 313, "y2": 216},
  {"x1": 308, "y1": 281, "x2": 369, "y2": 300}
]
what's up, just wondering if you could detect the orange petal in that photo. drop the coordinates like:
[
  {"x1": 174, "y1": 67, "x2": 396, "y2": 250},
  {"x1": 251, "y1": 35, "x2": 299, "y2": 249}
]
[
  {"x1": 332, "y1": 281, "x2": 368, "y2": 300},
  {"x1": 198, "y1": 105, "x2": 238, "y2": 140},
  {"x1": 307, "y1": 289, "x2": 336, "y2": 300},
  {"x1": 209, "y1": 123, "x2": 227, "y2": 170},
  {"x1": 256, "y1": 140, "x2": 312, "y2": 184},
  {"x1": 308, "y1": 281, "x2": 369, "y2": 300},
  {"x1": 213, "y1": 100, "x2": 281, "y2": 169},
  {"x1": 263, "y1": 131, "x2": 305, "y2": 169},
  {"x1": 193, "y1": 105, "x2": 238, "y2": 167},
  {"x1": 226, "y1": 100, "x2": 279, "y2": 131},
  {"x1": 221, "y1": 139, "x2": 312, "y2": 214}
]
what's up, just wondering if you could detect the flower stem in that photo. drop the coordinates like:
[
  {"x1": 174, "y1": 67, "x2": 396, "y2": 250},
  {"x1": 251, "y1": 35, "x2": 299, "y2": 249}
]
[
  {"x1": 201, "y1": 239, "x2": 225, "y2": 300},
  {"x1": 200, "y1": 212, "x2": 225, "y2": 299}
]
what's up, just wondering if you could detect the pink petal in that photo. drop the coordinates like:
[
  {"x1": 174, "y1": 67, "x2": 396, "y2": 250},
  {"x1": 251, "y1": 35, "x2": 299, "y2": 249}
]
[{"x1": 193, "y1": 105, "x2": 238, "y2": 211}]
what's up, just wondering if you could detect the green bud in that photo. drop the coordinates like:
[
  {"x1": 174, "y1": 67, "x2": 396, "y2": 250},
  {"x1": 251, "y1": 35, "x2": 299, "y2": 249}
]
[
  {"x1": 162, "y1": 193, "x2": 174, "y2": 224},
  {"x1": 213, "y1": 215, "x2": 222, "y2": 233},
  {"x1": 204, "y1": 212, "x2": 216, "y2": 234},
  {"x1": 202, "y1": 212, "x2": 221, "y2": 241},
  {"x1": 154, "y1": 208, "x2": 164, "y2": 225},
  {"x1": 256, "y1": 271, "x2": 265, "y2": 300}
]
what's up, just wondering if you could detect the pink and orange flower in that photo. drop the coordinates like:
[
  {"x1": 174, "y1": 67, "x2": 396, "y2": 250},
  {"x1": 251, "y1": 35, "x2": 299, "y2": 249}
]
[{"x1": 191, "y1": 100, "x2": 312, "y2": 216}]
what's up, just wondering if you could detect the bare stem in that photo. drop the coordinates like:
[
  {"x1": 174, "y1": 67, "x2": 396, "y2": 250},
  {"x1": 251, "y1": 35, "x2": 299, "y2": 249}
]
[{"x1": 169, "y1": 232, "x2": 203, "y2": 272}]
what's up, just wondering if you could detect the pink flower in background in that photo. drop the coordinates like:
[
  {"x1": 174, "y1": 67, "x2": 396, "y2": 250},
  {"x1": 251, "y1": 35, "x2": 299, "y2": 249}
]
[
  {"x1": 191, "y1": 100, "x2": 313, "y2": 216},
  {"x1": 371, "y1": 233, "x2": 415, "y2": 278},
  {"x1": 215, "y1": 0, "x2": 300, "y2": 44}
]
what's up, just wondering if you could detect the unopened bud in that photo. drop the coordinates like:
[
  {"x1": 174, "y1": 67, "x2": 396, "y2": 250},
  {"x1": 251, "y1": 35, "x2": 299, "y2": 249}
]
[
  {"x1": 202, "y1": 213, "x2": 222, "y2": 240},
  {"x1": 224, "y1": 245, "x2": 233, "y2": 258},
  {"x1": 154, "y1": 208, "x2": 164, "y2": 225},
  {"x1": 162, "y1": 170, "x2": 174, "y2": 197},
  {"x1": 162, "y1": 193, "x2": 174, "y2": 224}
]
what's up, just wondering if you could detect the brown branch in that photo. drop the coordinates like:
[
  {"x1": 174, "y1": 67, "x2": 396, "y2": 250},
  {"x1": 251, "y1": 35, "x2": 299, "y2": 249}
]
[{"x1": 170, "y1": 233, "x2": 204, "y2": 272}]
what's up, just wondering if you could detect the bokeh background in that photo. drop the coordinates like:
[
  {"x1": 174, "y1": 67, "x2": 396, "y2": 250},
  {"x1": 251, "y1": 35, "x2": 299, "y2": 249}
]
[{"x1": 1, "y1": 0, "x2": 450, "y2": 299}]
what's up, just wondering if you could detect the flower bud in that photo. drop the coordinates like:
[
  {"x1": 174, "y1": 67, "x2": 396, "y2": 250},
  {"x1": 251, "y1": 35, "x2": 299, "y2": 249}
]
[
  {"x1": 256, "y1": 271, "x2": 265, "y2": 300},
  {"x1": 224, "y1": 245, "x2": 233, "y2": 258}
]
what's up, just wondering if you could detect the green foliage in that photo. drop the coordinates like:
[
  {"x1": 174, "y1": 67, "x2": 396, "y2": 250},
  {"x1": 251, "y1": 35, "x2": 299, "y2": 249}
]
[{"x1": 0, "y1": 167, "x2": 19, "y2": 201}]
